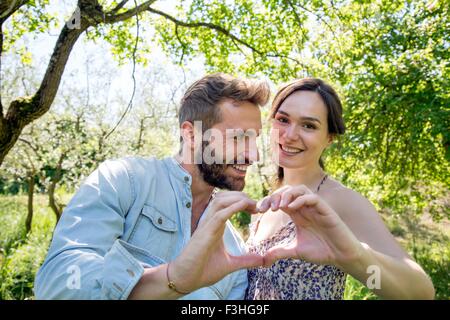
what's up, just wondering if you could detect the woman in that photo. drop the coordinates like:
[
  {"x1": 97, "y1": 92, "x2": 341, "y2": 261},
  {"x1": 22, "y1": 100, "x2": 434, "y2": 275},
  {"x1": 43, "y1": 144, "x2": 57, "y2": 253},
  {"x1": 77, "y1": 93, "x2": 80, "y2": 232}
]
[{"x1": 245, "y1": 78, "x2": 435, "y2": 300}]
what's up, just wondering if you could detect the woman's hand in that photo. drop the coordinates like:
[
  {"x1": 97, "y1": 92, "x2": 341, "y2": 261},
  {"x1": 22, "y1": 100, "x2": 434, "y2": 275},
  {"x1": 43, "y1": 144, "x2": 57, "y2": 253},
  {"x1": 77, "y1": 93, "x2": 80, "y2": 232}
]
[{"x1": 259, "y1": 185, "x2": 364, "y2": 269}]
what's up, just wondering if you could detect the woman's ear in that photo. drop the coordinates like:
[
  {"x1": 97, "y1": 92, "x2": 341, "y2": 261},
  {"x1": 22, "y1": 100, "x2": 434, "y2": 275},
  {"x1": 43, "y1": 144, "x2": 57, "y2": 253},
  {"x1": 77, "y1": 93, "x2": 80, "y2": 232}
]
[{"x1": 327, "y1": 134, "x2": 336, "y2": 146}]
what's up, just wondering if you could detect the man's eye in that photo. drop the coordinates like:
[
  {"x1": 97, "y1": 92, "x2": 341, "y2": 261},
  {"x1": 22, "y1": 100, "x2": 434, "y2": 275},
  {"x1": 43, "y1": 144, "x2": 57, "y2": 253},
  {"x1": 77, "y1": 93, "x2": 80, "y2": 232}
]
[{"x1": 277, "y1": 117, "x2": 288, "y2": 124}]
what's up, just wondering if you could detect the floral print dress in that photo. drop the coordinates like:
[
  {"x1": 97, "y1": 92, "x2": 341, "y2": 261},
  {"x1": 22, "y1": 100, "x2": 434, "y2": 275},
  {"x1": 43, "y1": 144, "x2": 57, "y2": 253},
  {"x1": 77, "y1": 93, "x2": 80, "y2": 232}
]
[{"x1": 245, "y1": 220, "x2": 347, "y2": 300}]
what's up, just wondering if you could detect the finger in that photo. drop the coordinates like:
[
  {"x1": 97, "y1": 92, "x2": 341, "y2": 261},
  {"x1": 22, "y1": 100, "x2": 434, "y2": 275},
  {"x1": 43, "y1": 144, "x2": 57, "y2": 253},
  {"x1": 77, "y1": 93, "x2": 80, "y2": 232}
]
[
  {"x1": 257, "y1": 185, "x2": 291, "y2": 212},
  {"x1": 271, "y1": 194, "x2": 282, "y2": 211},
  {"x1": 263, "y1": 242, "x2": 298, "y2": 267},
  {"x1": 244, "y1": 199, "x2": 258, "y2": 214},
  {"x1": 279, "y1": 192, "x2": 294, "y2": 209},
  {"x1": 228, "y1": 253, "x2": 264, "y2": 271},
  {"x1": 288, "y1": 194, "x2": 332, "y2": 215},
  {"x1": 257, "y1": 196, "x2": 271, "y2": 213},
  {"x1": 281, "y1": 185, "x2": 312, "y2": 206},
  {"x1": 287, "y1": 194, "x2": 318, "y2": 208},
  {"x1": 201, "y1": 195, "x2": 256, "y2": 226},
  {"x1": 214, "y1": 191, "x2": 249, "y2": 199},
  {"x1": 213, "y1": 199, "x2": 259, "y2": 228},
  {"x1": 214, "y1": 194, "x2": 257, "y2": 212}
]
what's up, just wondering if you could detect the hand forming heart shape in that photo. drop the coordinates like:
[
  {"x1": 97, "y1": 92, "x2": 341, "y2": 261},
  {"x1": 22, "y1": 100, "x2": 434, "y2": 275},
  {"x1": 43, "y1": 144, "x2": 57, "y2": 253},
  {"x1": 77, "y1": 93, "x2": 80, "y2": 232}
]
[{"x1": 255, "y1": 185, "x2": 364, "y2": 269}]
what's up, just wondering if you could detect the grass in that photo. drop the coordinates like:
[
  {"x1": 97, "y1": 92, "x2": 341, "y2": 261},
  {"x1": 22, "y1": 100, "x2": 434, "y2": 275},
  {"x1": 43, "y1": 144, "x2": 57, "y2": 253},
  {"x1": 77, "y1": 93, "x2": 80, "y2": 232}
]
[
  {"x1": 0, "y1": 195, "x2": 56, "y2": 300},
  {"x1": 0, "y1": 194, "x2": 448, "y2": 300}
]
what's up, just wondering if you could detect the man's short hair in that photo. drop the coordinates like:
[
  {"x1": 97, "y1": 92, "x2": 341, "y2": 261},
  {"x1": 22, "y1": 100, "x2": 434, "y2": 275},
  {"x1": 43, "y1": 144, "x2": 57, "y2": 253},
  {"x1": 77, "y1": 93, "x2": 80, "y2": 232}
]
[{"x1": 178, "y1": 73, "x2": 270, "y2": 137}]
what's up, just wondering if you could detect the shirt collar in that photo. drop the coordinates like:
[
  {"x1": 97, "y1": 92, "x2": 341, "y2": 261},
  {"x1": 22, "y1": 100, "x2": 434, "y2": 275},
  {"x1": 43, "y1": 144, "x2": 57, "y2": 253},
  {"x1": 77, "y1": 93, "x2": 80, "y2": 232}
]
[{"x1": 164, "y1": 156, "x2": 192, "y2": 186}]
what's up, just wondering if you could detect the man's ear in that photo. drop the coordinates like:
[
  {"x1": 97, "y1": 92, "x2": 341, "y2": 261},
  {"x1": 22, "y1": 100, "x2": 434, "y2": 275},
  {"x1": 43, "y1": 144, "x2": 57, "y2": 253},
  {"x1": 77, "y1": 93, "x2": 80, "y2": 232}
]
[{"x1": 180, "y1": 121, "x2": 195, "y2": 150}]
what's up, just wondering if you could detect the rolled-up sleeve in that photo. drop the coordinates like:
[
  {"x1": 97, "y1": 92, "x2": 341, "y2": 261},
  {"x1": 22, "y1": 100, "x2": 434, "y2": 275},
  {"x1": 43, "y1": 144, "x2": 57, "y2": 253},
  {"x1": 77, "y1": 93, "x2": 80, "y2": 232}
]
[{"x1": 34, "y1": 159, "x2": 146, "y2": 300}]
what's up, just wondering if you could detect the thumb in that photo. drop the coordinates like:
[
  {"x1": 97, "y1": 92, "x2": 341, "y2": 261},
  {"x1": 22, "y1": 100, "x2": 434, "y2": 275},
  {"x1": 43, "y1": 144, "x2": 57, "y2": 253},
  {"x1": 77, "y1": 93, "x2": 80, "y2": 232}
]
[
  {"x1": 263, "y1": 242, "x2": 298, "y2": 267},
  {"x1": 228, "y1": 253, "x2": 264, "y2": 271}
]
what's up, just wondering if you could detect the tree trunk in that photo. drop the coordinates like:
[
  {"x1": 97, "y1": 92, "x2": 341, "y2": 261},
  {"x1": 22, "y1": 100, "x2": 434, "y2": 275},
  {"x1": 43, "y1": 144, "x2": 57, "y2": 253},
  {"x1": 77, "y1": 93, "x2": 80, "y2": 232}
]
[
  {"x1": 0, "y1": 14, "x2": 88, "y2": 166},
  {"x1": 25, "y1": 172, "x2": 34, "y2": 234},
  {"x1": 135, "y1": 118, "x2": 145, "y2": 152},
  {"x1": 48, "y1": 153, "x2": 65, "y2": 221},
  {"x1": 0, "y1": 26, "x2": 86, "y2": 165},
  {"x1": 48, "y1": 180, "x2": 61, "y2": 222},
  {"x1": 256, "y1": 162, "x2": 270, "y2": 197}
]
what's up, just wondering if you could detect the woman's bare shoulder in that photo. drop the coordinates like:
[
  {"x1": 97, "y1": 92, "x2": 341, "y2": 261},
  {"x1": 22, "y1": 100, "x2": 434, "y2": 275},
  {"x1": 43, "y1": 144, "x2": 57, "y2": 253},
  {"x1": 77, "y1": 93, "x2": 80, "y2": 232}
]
[{"x1": 320, "y1": 178, "x2": 375, "y2": 217}]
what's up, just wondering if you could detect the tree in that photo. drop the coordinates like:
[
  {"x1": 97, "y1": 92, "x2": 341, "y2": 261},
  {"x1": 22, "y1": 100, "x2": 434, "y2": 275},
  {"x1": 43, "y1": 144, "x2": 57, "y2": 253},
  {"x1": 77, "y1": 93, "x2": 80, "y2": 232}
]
[
  {"x1": 0, "y1": 43, "x2": 199, "y2": 227},
  {"x1": 0, "y1": 0, "x2": 313, "y2": 165},
  {"x1": 1, "y1": 135, "x2": 42, "y2": 234},
  {"x1": 308, "y1": 0, "x2": 449, "y2": 220},
  {"x1": 1, "y1": 0, "x2": 447, "y2": 223}
]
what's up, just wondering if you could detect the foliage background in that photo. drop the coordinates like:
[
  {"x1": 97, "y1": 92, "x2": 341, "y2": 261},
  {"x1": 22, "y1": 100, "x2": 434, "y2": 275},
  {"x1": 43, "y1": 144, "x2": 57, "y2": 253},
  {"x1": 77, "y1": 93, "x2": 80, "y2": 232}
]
[{"x1": 0, "y1": 0, "x2": 448, "y2": 299}]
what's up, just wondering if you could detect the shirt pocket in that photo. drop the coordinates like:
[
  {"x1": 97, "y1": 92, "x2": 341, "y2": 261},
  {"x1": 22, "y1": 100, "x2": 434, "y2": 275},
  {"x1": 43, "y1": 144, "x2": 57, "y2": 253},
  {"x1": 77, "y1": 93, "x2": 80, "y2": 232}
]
[{"x1": 128, "y1": 204, "x2": 178, "y2": 261}]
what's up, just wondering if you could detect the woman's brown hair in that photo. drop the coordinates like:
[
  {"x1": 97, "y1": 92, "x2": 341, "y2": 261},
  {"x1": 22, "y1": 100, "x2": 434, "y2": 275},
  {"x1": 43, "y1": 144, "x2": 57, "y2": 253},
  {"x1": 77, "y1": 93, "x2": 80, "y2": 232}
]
[{"x1": 271, "y1": 78, "x2": 345, "y2": 186}]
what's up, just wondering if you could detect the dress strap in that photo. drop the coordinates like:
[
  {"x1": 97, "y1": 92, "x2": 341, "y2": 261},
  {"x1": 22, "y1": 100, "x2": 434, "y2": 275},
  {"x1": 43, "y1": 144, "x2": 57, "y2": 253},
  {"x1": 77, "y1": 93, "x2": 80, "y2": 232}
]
[{"x1": 316, "y1": 174, "x2": 328, "y2": 193}]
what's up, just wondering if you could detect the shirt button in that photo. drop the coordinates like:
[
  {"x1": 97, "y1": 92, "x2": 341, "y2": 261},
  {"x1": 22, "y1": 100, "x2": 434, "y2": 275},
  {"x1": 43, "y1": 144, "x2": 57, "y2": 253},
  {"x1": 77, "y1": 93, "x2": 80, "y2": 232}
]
[
  {"x1": 157, "y1": 217, "x2": 163, "y2": 224},
  {"x1": 186, "y1": 202, "x2": 191, "y2": 208},
  {"x1": 184, "y1": 176, "x2": 189, "y2": 182}
]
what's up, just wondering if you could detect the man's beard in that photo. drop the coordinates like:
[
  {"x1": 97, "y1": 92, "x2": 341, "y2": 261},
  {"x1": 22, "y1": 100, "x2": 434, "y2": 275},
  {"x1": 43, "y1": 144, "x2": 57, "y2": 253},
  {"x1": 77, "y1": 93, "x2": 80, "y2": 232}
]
[{"x1": 196, "y1": 141, "x2": 246, "y2": 191}]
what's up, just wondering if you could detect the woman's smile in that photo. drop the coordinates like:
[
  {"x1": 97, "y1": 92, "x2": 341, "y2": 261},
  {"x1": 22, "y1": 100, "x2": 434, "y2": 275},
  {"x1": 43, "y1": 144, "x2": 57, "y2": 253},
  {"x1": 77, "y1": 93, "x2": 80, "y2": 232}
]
[{"x1": 279, "y1": 144, "x2": 304, "y2": 156}]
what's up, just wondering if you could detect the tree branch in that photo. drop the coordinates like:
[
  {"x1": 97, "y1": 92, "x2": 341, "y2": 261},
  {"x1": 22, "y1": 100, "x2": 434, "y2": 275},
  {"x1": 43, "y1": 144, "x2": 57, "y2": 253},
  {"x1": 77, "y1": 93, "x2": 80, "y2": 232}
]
[
  {"x1": 105, "y1": 0, "x2": 156, "y2": 23},
  {"x1": 147, "y1": 7, "x2": 306, "y2": 69},
  {"x1": 175, "y1": 24, "x2": 187, "y2": 64},
  {"x1": 0, "y1": 1, "x2": 94, "y2": 165},
  {"x1": 283, "y1": 0, "x2": 308, "y2": 43},
  {"x1": 285, "y1": 0, "x2": 344, "y2": 57},
  {"x1": 0, "y1": 0, "x2": 157, "y2": 165},
  {"x1": 111, "y1": 0, "x2": 129, "y2": 14},
  {"x1": 0, "y1": 0, "x2": 29, "y2": 21},
  {"x1": 18, "y1": 137, "x2": 39, "y2": 154},
  {"x1": 1, "y1": 0, "x2": 29, "y2": 118},
  {"x1": 104, "y1": 0, "x2": 140, "y2": 140},
  {"x1": 6, "y1": 26, "x2": 86, "y2": 124},
  {"x1": 147, "y1": 7, "x2": 264, "y2": 55}
]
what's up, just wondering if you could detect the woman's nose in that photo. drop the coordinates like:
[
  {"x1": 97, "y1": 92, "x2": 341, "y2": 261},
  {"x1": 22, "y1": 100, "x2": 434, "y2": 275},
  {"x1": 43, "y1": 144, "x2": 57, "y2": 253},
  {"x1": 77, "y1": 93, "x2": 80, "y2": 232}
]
[{"x1": 285, "y1": 124, "x2": 300, "y2": 140}]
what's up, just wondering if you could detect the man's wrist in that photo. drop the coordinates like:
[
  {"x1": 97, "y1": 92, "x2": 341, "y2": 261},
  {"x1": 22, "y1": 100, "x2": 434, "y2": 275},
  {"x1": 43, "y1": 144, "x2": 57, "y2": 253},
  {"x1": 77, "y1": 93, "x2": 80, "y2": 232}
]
[{"x1": 166, "y1": 262, "x2": 191, "y2": 295}]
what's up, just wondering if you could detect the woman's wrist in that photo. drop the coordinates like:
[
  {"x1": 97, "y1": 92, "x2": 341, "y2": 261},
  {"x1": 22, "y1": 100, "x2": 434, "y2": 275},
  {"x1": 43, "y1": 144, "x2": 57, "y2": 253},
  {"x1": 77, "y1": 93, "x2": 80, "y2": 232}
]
[{"x1": 335, "y1": 241, "x2": 374, "y2": 275}]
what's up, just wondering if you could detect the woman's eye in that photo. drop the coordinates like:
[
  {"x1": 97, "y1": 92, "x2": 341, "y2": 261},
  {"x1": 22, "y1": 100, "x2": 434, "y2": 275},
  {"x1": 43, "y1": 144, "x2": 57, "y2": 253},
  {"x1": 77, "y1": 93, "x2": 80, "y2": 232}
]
[
  {"x1": 277, "y1": 117, "x2": 288, "y2": 124},
  {"x1": 303, "y1": 123, "x2": 316, "y2": 129}
]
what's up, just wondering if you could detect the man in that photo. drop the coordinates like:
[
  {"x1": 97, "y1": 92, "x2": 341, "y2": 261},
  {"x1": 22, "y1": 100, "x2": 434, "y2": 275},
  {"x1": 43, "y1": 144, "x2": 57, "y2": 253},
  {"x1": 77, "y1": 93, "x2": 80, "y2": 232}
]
[{"x1": 34, "y1": 73, "x2": 270, "y2": 299}]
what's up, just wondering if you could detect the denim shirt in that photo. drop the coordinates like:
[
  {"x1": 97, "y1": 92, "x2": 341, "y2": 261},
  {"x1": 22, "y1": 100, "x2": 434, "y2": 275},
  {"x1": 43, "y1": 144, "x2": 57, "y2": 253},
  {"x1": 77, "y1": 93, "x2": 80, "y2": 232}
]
[{"x1": 34, "y1": 156, "x2": 248, "y2": 300}]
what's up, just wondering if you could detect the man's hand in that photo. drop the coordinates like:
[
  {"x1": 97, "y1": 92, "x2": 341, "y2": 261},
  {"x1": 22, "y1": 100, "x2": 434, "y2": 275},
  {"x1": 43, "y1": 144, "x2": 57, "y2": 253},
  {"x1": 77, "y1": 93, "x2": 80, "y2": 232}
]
[{"x1": 168, "y1": 191, "x2": 264, "y2": 292}]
